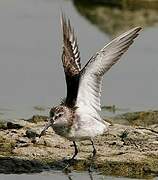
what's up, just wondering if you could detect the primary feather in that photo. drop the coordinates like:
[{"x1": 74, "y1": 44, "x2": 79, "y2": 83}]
[
  {"x1": 76, "y1": 27, "x2": 142, "y2": 122},
  {"x1": 61, "y1": 14, "x2": 81, "y2": 107}
]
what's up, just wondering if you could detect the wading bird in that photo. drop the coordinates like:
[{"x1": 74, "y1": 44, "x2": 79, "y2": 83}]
[{"x1": 39, "y1": 14, "x2": 141, "y2": 160}]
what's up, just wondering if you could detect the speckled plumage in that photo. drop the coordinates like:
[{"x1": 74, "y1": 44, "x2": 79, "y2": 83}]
[{"x1": 40, "y1": 14, "x2": 142, "y2": 159}]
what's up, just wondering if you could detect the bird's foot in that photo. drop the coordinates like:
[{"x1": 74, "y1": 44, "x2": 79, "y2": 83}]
[
  {"x1": 87, "y1": 159, "x2": 96, "y2": 173},
  {"x1": 89, "y1": 158, "x2": 96, "y2": 173},
  {"x1": 63, "y1": 163, "x2": 72, "y2": 174},
  {"x1": 62, "y1": 157, "x2": 76, "y2": 174},
  {"x1": 87, "y1": 151, "x2": 97, "y2": 173},
  {"x1": 63, "y1": 156, "x2": 76, "y2": 167}
]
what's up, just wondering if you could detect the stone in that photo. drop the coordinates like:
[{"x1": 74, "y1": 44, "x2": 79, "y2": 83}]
[
  {"x1": 26, "y1": 115, "x2": 48, "y2": 123},
  {"x1": 6, "y1": 120, "x2": 26, "y2": 129},
  {"x1": 25, "y1": 129, "x2": 38, "y2": 139}
]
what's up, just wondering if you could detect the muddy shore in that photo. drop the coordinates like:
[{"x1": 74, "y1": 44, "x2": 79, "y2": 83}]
[{"x1": 0, "y1": 111, "x2": 158, "y2": 178}]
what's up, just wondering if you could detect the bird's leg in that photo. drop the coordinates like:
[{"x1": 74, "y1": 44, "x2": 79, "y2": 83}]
[
  {"x1": 91, "y1": 140, "x2": 96, "y2": 157},
  {"x1": 71, "y1": 141, "x2": 78, "y2": 160},
  {"x1": 87, "y1": 140, "x2": 97, "y2": 173},
  {"x1": 64, "y1": 141, "x2": 78, "y2": 170}
]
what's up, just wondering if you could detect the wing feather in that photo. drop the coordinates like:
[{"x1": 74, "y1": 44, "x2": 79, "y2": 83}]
[
  {"x1": 76, "y1": 27, "x2": 142, "y2": 115},
  {"x1": 61, "y1": 14, "x2": 81, "y2": 75},
  {"x1": 61, "y1": 14, "x2": 81, "y2": 107}
]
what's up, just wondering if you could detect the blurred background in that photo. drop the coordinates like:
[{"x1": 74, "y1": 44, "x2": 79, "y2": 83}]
[{"x1": 0, "y1": 0, "x2": 158, "y2": 119}]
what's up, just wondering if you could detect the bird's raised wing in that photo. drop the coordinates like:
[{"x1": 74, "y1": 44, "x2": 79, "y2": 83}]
[
  {"x1": 61, "y1": 14, "x2": 81, "y2": 107},
  {"x1": 76, "y1": 27, "x2": 142, "y2": 114}
]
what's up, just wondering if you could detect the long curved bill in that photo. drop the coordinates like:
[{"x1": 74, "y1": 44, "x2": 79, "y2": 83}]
[{"x1": 39, "y1": 120, "x2": 52, "y2": 138}]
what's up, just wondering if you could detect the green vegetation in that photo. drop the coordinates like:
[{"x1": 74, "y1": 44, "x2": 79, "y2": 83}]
[{"x1": 73, "y1": 0, "x2": 158, "y2": 37}]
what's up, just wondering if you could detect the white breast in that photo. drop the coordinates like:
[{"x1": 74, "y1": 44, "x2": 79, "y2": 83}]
[{"x1": 67, "y1": 107, "x2": 109, "y2": 141}]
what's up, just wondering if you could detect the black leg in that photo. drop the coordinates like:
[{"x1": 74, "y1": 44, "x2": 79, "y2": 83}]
[
  {"x1": 91, "y1": 140, "x2": 96, "y2": 157},
  {"x1": 63, "y1": 141, "x2": 78, "y2": 172},
  {"x1": 71, "y1": 141, "x2": 78, "y2": 160},
  {"x1": 87, "y1": 140, "x2": 97, "y2": 173}
]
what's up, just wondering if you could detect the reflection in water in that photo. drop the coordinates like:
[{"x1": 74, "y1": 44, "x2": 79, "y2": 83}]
[
  {"x1": 66, "y1": 171, "x2": 96, "y2": 180},
  {"x1": 65, "y1": 170, "x2": 137, "y2": 180},
  {"x1": 73, "y1": 0, "x2": 158, "y2": 37},
  {"x1": 89, "y1": 172, "x2": 94, "y2": 180}
]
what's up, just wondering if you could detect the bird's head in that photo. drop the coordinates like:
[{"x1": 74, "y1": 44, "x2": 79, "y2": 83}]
[
  {"x1": 49, "y1": 106, "x2": 67, "y2": 126},
  {"x1": 39, "y1": 105, "x2": 73, "y2": 137}
]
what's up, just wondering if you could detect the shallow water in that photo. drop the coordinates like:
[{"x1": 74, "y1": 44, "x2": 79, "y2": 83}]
[
  {"x1": 0, "y1": 0, "x2": 158, "y2": 119},
  {"x1": 0, "y1": 171, "x2": 152, "y2": 180}
]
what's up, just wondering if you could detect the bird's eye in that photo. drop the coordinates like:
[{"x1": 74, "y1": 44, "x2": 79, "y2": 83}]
[{"x1": 58, "y1": 113, "x2": 62, "y2": 118}]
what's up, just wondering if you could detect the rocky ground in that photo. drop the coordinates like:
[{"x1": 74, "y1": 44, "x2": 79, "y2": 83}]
[{"x1": 0, "y1": 111, "x2": 158, "y2": 178}]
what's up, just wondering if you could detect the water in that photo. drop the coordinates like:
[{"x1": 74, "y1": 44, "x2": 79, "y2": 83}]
[
  {"x1": 0, "y1": 0, "x2": 109, "y2": 119},
  {"x1": 0, "y1": 171, "x2": 153, "y2": 180},
  {"x1": 0, "y1": 0, "x2": 158, "y2": 119},
  {"x1": 1, "y1": 171, "x2": 158, "y2": 180}
]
